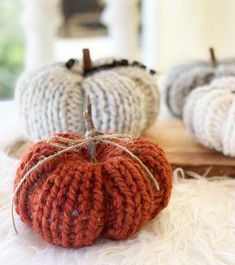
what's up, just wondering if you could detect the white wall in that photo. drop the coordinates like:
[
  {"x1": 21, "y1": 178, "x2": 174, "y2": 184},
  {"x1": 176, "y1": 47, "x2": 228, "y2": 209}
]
[
  {"x1": 155, "y1": 0, "x2": 235, "y2": 72},
  {"x1": 21, "y1": 0, "x2": 235, "y2": 73}
]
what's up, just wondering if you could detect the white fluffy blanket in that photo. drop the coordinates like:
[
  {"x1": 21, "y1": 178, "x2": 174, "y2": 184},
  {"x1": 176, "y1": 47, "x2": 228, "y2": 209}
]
[{"x1": 0, "y1": 153, "x2": 235, "y2": 265}]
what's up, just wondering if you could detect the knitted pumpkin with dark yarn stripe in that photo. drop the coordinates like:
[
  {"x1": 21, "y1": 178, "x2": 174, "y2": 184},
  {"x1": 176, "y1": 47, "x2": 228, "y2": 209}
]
[
  {"x1": 16, "y1": 49, "x2": 160, "y2": 141},
  {"x1": 14, "y1": 132, "x2": 172, "y2": 248}
]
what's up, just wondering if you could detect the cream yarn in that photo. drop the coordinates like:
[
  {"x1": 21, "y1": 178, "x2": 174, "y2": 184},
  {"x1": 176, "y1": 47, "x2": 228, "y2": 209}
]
[
  {"x1": 164, "y1": 48, "x2": 235, "y2": 118},
  {"x1": 183, "y1": 77, "x2": 235, "y2": 157},
  {"x1": 15, "y1": 54, "x2": 160, "y2": 141}
]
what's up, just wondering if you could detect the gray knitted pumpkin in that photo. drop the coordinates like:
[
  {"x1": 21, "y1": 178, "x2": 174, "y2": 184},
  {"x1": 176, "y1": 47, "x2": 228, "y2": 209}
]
[
  {"x1": 15, "y1": 49, "x2": 160, "y2": 141},
  {"x1": 164, "y1": 48, "x2": 235, "y2": 118}
]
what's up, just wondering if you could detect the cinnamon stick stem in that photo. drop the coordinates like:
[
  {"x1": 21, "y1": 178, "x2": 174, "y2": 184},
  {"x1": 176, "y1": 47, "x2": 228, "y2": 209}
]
[
  {"x1": 83, "y1": 48, "x2": 93, "y2": 72},
  {"x1": 209, "y1": 47, "x2": 217, "y2": 67}
]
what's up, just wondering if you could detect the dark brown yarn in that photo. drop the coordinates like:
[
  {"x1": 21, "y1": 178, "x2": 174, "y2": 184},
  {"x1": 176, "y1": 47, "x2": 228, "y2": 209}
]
[{"x1": 65, "y1": 49, "x2": 157, "y2": 76}]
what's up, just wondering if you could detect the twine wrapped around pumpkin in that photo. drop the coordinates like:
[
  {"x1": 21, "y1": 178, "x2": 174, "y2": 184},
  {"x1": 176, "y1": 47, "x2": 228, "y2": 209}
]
[
  {"x1": 12, "y1": 100, "x2": 172, "y2": 248},
  {"x1": 164, "y1": 48, "x2": 235, "y2": 117},
  {"x1": 15, "y1": 49, "x2": 160, "y2": 141}
]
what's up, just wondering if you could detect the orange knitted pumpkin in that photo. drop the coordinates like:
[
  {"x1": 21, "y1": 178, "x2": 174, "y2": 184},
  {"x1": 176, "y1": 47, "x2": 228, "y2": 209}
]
[{"x1": 13, "y1": 104, "x2": 172, "y2": 248}]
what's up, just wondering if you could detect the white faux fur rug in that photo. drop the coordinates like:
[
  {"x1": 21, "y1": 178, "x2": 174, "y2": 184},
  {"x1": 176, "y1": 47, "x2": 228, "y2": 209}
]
[{"x1": 0, "y1": 153, "x2": 235, "y2": 265}]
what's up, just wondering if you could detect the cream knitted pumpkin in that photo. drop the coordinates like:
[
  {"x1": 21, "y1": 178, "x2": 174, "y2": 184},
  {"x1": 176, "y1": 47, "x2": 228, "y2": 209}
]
[
  {"x1": 15, "y1": 49, "x2": 160, "y2": 141},
  {"x1": 164, "y1": 48, "x2": 235, "y2": 117},
  {"x1": 183, "y1": 77, "x2": 235, "y2": 157}
]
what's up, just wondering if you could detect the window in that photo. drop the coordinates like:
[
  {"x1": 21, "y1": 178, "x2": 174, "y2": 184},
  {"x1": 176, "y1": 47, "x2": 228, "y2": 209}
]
[{"x1": 0, "y1": 0, "x2": 24, "y2": 100}]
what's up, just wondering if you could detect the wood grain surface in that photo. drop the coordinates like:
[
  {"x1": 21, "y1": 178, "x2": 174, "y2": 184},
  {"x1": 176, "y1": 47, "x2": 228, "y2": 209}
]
[{"x1": 8, "y1": 120, "x2": 235, "y2": 177}]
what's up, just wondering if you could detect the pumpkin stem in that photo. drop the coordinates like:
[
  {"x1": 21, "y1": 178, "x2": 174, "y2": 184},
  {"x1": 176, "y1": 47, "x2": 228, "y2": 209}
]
[
  {"x1": 83, "y1": 97, "x2": 95, "y2": 132},
  {"x1": 83, "y1": 97, "x2": 103, "y2": 162},
  {"x1": 83, "y1": 48, "x2": 93, "y2": 72},
  {"x1": 209, "y1": 47, "x2": 217, "y2": 67}
]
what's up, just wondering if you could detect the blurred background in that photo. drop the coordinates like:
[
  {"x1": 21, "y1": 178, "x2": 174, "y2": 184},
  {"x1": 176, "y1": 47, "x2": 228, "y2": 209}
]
[{"x1": 1, "y1": 0, "x2": 235, "y2": 101}]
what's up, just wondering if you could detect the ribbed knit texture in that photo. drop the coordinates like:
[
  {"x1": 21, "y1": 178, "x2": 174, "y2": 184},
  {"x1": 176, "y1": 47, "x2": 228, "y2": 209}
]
[
  {"x1": 183, "y1": 77, "x2": 235, "y2": 157},
  {"x1": 164, "y1": 58, "x2": 235, "y2": 118},
  {"x1": 15, "y1": 60, "x2": 160, "y2": 141},
  {"x1": 14, "y1": 133, "x2": 172, "y2": 248}
]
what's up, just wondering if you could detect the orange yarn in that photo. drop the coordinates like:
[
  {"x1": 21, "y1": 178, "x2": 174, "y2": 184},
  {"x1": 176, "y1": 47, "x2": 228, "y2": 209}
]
[{"x1": 14, "y1": 133, "x2": 172, "y2": 248}]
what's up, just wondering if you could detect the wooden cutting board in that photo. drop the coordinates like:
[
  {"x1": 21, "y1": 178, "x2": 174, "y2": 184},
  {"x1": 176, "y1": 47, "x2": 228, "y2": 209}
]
[
  {"x1": 8, "y1": 120, "x2": 235, "y2": 177},
  {"x1": 144, "y1": 120, "x2": 235, "y2": 177}
]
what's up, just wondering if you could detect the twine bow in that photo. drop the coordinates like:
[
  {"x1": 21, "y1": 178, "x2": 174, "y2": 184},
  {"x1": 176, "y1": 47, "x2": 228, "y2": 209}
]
[{"x1": 11, "y1": 100, "x2": 160, "y2": 234}]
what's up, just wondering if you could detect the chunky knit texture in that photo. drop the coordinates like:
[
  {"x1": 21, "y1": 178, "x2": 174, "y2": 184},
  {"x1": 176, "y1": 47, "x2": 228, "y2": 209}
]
[
  {"x1": 15, "y1": 59, "x2": 160, "y2": 141},
  {"x1": 14, "y1": 133, "x2": 172, "y2": 248},
  {"x1": 183, "y1": 77, "x2": 235, "y2": 157},
  {"x1": 164, "y1": 58, "x2": 235, "y2": 118}
]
